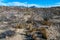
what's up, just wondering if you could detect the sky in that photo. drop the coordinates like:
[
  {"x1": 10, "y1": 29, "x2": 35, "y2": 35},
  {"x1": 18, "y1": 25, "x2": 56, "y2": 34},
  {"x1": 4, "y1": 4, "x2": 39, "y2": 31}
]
[{"x1": 0, "y1": 0, "x2": 60, "y2": 7}]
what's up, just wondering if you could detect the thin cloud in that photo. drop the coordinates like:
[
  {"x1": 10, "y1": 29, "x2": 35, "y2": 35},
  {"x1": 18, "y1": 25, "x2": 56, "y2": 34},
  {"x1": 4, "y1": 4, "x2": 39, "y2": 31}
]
[
  {"x1": 45, "y1": 2, "x2": 60, "y2": 7},
  {"x1": 0, "y1": 1, "x2": 45, "y2": 7},
  {"x1": 0, "y1": 0, "x2": 60, "y2": 8},
  {"x1": 4, "y1": 2, "x2": 44, "y2": 7}
]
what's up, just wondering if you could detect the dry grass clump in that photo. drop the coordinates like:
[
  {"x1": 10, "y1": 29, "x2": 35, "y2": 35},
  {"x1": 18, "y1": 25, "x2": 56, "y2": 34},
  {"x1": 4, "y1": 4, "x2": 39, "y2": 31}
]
[
  {"x1": 39, "y1": 27, "x2": 48, "y2": 39},
  {"x1": 41, "y1": 21, "x2": 52, "y2": 26},
  {"x1": 15, "y1": 23, "x2": 26, "y2": 29},
  {"x1": 24, "y1": 12, "x2": 31, "y2": 15}
]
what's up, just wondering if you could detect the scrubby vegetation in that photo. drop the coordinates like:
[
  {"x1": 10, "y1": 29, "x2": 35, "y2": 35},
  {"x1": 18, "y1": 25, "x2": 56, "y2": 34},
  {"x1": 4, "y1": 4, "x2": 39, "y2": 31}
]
[{"x1": 0, "y1": 6, "x2": 60, "y2": 40}]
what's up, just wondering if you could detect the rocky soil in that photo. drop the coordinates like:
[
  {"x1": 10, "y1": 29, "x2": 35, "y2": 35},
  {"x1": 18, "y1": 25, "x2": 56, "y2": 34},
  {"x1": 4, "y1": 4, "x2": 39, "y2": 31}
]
[{"x1": 0, "y1": 6, "x2": 60, "y2": 40}]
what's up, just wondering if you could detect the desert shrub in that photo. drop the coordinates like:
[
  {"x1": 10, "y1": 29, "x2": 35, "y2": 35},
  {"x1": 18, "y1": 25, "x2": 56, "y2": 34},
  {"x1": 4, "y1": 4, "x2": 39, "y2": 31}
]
[
  {"x1": 39, "y1": 27, "x2": 47, "y2": 39},
  {"x1": 15, "y1": 23, "x2": 26, "y2": 29}
]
